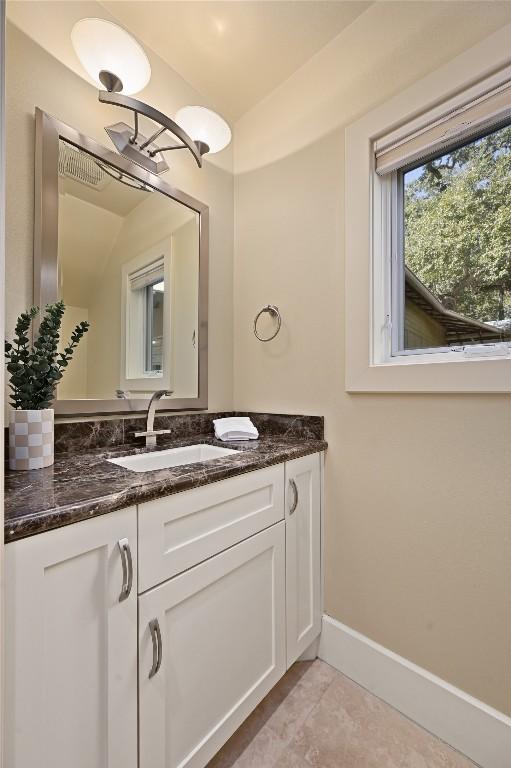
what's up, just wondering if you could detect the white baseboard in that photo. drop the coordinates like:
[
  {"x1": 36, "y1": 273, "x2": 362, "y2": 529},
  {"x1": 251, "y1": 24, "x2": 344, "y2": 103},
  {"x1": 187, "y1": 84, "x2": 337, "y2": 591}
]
[{"x1": 318, "y1": 615, "x2": 511, "y2": 768}]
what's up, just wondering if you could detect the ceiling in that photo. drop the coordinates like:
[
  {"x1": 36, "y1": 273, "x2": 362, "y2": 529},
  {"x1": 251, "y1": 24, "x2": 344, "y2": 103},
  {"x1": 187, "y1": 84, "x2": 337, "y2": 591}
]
[
  {"x1": 99, "y1": 1, "x2": 371, "y2": 120},
  {"x1": 7, "y1": 0, "x2": 371, "y2": 122}
]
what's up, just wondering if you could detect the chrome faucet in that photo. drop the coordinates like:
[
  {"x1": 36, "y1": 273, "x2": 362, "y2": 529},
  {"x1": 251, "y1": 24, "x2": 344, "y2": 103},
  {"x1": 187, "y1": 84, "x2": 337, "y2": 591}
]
[{"x1": 135, "y1": 390, "x2": 172, "y2": 448}]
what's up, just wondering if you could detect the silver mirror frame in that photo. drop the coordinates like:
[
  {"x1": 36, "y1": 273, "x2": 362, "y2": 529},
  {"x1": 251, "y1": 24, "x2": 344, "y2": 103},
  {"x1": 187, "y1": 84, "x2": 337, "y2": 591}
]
[{"x1": 34, "y1": 107, "x2": 208, "y2": 416}]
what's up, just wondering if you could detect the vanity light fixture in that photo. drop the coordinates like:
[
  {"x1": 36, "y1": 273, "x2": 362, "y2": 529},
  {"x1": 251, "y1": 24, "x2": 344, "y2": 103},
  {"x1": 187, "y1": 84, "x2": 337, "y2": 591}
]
[{"x1": 71, "y1": 18, "x2": 231, "y2": 175}]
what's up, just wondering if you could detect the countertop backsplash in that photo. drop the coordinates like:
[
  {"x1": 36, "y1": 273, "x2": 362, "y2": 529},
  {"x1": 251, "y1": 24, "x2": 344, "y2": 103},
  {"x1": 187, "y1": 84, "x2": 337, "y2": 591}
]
[{"x1": 5, "y1": 411, "x2": 324, "y2": 456}]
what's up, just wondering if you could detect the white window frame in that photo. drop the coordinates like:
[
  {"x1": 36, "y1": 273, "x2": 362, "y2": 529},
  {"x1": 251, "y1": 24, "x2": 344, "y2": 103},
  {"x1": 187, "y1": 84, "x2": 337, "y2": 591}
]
[
  {"x1": 345, "y1": 24, "x2": 511, "y2": 392},
  {"x1": 120, "y1": 238, "x2": 173, "y2": 393}
]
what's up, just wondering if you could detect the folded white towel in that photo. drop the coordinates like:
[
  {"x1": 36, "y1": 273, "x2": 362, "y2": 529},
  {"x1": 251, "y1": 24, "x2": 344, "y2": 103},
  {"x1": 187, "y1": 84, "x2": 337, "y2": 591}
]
[{"x1": 213, "y1": 417, "x2": 259, "y2": 442}]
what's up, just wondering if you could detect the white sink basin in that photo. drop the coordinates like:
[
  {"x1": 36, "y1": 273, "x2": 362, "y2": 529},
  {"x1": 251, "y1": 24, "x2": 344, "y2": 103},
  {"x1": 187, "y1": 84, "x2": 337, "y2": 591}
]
[{"x1": 108, "y1": 444, "x2": 239, "y2": 473}]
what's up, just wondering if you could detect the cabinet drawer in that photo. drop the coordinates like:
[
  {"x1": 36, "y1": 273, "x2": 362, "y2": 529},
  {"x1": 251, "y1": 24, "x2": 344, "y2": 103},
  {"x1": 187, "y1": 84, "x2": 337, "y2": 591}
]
[{"x1": 138, "y1": 464, "x2": 285, "y2": 591}]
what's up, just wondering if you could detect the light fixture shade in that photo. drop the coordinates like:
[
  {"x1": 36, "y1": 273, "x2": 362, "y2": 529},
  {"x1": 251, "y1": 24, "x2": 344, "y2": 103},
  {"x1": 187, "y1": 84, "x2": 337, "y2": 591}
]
[
  {"x1": 175, "y1": 106, "x2": 232, "y2": 154},
  {"x1": 71, "y1": 18, "x2": 151, "y2": 95}
]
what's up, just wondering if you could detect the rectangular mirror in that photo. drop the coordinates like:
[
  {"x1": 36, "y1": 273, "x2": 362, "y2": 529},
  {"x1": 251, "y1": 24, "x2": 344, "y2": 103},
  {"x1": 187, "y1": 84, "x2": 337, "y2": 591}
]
[{"x1": 35, "y1": 109, "x2": 208, "y2": 416}]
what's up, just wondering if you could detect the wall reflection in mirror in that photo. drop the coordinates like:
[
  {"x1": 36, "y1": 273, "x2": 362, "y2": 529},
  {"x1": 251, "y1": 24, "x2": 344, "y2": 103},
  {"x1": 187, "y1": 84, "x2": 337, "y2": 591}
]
[{"x1": 57, "y1": 139, "x2": 200, "y2": 401}]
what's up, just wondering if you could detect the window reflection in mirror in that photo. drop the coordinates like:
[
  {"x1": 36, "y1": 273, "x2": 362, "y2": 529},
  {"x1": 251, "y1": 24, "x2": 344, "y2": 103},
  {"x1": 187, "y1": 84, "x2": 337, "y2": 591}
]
[
  {"x1": 56, "y1": 140, "x2": 200, "y2": 400},
  {"x1": 146, "y1": 280, "x2": 164, "y2": 374}
]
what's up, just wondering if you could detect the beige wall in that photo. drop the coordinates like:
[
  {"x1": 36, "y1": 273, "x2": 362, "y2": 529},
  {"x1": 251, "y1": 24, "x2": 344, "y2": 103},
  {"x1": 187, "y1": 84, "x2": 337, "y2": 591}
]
[
  {"x1": 58, "y1": 305, "x2": 89, "y2": 399},
  {"x1": 58, "y1": 191, "x2": 123, "y2": 308},
  {"x1": 171, "y1": 219, "x2": 200, "y2": 399},
  {"x1": 233, "y1": 4, "x2": 511, "y2": 715},
  {"x1": 5, "y1": 21, "x2": 233, "y2": 412}
]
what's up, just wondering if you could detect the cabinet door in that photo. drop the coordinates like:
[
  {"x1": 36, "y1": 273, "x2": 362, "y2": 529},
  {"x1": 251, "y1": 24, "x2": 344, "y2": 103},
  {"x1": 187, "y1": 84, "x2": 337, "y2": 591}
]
[
  {"x1": 139, "y1": 521, "x2": 286, "y2": 768},
  {"x1": 285, "y1": 452, "x2": 322, "y2": 667},
  {"x1": 5, "y1": 507, "x2": 138, "y2": 768}
]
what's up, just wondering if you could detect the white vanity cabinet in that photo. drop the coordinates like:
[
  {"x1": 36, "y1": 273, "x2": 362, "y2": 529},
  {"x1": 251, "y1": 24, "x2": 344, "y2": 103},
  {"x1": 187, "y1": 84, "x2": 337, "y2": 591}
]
[
  {"x1": 138, "y1": 522, "x2": 286, "y2": 768},
  {"x1": 5, "y1": 452, "x2": 323, "y2": 768},
  {"x1": 5, "y1": 506, "x2": 138, "y2": 768},
  {"x1": 285, "y1": 452, "x2": 322, "y2": 667}
]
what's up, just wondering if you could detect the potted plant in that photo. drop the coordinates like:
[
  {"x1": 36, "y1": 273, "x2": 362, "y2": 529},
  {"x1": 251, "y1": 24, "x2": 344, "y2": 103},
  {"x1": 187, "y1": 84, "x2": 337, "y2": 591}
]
[{"x1": 5, "y1": 301, "x2": 89, "y2": 470}]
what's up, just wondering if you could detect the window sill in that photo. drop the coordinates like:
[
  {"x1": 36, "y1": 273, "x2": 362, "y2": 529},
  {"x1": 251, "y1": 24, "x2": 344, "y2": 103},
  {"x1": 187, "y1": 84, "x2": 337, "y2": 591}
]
[{"x1": 347, "y1": 354, "x2": 511, "y2": 393}]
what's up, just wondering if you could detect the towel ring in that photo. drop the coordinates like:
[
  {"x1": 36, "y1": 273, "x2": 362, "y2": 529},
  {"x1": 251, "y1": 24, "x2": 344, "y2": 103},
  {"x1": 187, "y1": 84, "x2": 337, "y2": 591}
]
[{"x1": 253, "y1": 304, "x2": 282, "y2": 342}]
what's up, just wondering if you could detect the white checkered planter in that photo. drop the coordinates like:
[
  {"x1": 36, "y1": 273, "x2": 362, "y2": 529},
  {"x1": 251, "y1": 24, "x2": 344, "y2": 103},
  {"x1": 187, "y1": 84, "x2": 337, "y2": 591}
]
[{"x1": 9, "y1": 409, "x2": 54, "y2": 471}]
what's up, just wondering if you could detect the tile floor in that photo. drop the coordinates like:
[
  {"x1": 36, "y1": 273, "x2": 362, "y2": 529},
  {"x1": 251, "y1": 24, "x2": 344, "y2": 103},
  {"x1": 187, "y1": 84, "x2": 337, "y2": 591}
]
[{"x1": 207, "y1": 660, "x2": 477, "y2": 768}]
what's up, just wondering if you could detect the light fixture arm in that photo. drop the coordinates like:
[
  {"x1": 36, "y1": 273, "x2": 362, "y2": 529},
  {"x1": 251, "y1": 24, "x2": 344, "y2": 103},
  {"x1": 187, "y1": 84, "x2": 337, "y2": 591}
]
[
  {"x1": 148, "y1": 143, "x2": 187, "y2": 158},
  {"x1": 130, "y1": 111, "x2": 139, "y2": 145},
  {"x1": 139, "y1": 126, "x2": 166, "y2": 152},
  {"x1": 98, "y1": 90, "x2": 203, "y2": 168}
]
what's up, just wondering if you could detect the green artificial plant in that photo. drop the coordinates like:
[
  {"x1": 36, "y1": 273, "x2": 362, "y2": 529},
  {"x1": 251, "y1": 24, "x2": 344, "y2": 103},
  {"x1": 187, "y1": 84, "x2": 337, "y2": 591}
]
[{"x1": 5, "y1": 301, "x2": 89, "y2": 410}]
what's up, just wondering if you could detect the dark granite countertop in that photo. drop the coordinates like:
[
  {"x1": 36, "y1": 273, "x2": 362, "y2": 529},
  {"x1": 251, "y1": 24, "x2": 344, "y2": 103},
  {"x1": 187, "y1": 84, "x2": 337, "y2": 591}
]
[{"x1": 5, "y1": 432, "x2": 327, "y2": 543}]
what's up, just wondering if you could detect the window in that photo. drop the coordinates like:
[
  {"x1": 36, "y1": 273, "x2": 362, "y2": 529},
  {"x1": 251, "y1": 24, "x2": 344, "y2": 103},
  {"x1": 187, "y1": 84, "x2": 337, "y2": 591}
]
[
  {"x1": 120, "y1": 239, "x2": 172, "y2": 393},
  {"x1": 128, "y1": 258, "x2": 165, "y2": 380},
  {"x1": 395, "y1": 122, "x2": 511, "y2": 354},
  {"x1": 145, "y1": 279, "x2": 165, "y2": 373},
  {"x1": 345, "y1": 34, "x2": 511, "y2": 392},
  {"x1": 372, "y1": 65, "x2": 511, "y2": 363}
]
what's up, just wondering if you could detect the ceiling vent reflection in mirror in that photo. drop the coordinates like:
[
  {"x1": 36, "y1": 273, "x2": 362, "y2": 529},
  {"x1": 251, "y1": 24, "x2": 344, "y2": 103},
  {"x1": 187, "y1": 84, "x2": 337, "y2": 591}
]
[
  {"x1": 71, "y1": 17, "x2": 232, "y2": 175},
  {"x1": 58, "y1": 142, "x2": 108, "y2": 189},
  {"x1": 59, "y1": 142, "x2": 153, "y2": 192}
]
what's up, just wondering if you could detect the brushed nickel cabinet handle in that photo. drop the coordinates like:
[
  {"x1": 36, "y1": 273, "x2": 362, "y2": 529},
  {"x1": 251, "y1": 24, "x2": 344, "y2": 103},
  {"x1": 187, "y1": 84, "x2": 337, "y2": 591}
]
[
  {"x1": 149, "y1": 619, "x2": 163, "y2": 679},
  {"x1": 289, "y1": 479, "x2": 299, "y2": 514},
  {"x1": 118, "y1": 538, "x2": 133, "y2": 602}
]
